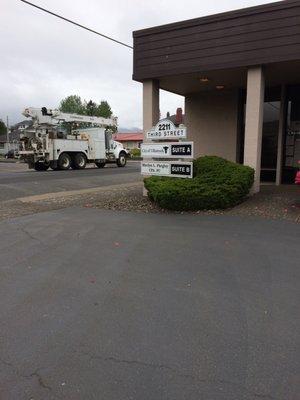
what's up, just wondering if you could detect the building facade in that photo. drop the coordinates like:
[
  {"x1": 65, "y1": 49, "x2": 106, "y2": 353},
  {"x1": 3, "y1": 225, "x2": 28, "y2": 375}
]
[
  {"x1": 113, "y1": 133, "x2": 143, "y2": 149},
  {"x1": 133, "y1": 0, "x2": 300, "y2": 191}
]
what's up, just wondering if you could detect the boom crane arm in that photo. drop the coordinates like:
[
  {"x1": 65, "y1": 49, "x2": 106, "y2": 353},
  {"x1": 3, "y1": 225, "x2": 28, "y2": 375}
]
[{"x1": 22, "y1": 107, "x2": 118, "y2": 128}]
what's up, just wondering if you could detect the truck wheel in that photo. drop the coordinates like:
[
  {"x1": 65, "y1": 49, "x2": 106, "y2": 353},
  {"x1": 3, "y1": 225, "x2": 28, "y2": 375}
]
[
  {"x1": 95, "y1": 162, "x2": 106, "y2": 168},
  {"x1": 34, "y1": 162, "x2": 49, "y2": 171},
  {"x1": 72, "y1": 153, "x2": 87, "y2": 169},
  {"x1": 50, "y1": 161, "x2": 59, "y2": 170},
  {"x1": 117, "y1": 153, "x2": 126, "y2": 167},
  {"x1": 58, "y1": 153, "x2": 71, "y2": 170}
]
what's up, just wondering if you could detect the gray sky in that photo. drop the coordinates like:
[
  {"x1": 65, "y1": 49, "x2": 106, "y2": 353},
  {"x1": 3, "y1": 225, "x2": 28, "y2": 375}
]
[{"x1": 1, "y1": 0, "x2": 280, "y2": 129}]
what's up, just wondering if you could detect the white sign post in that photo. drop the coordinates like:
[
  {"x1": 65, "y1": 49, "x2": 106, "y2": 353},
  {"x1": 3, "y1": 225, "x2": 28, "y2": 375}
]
[
  {"x1": 141, "y1": 142, "x2": 193, "y2": 159},
  {"x1": 141, "y1": 161, "x2": 193, "y2": 179},
  {"x1": 147, "y1": 119, "x2": 187, "y2": 140}
]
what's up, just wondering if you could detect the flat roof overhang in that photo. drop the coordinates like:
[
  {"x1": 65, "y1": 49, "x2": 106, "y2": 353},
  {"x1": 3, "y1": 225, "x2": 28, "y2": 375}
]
[
  {"x1": 154, "y1": 60, "x2": 300, "y2": 96},
  {"x1": 133, "y1": 0, "x2": 300, "y2": 89}
]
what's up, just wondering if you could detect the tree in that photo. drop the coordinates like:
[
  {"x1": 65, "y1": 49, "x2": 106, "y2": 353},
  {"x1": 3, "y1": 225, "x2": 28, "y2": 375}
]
[
  {"x1": 95, "y1": 101, "x2": 115, "y2": 131},
  {"x1": 85, "y1": 100, "x2": 98, "y2": 116},
  {"x1": 96, "y1": 101, "x2": 112, "y2": 118},
  {"x1": 58, "y1": 95, "x2": 115, "y2": 132},
  {"x1": 59, "y1": 95, "x2": 84, "y2": 114},
  {"x1": 0, "y1": 120, "x2": 7, "y2": 136},
  {"x1": 59, "y1": 96, "x2": 113, "y2": 118}
]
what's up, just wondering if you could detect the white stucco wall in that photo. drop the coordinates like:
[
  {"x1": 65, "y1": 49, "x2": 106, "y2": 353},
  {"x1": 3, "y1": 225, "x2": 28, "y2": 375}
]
[
  {"x1": 185, "y1": 89, "x2": 239, "y2": 162},
  {"x1": 121, "y1": 141, "x2": 142, "y2": 149}
]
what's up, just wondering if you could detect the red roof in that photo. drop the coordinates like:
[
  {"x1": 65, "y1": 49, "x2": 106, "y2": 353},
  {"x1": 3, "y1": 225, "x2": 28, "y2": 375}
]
[{"x1": 113, "y1": 133, "x2": 143, "y2": 142}]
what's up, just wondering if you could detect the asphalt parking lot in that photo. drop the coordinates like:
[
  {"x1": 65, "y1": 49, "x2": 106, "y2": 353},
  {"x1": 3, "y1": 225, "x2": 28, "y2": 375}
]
[{"x1": 0, "y1": 208, "x2": 299, "y2": 400}]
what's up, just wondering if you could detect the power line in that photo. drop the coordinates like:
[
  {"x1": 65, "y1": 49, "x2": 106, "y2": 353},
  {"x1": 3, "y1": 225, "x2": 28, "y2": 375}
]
[{"x1": 20, "y1": 0, "x2": 133, "y2": 49}]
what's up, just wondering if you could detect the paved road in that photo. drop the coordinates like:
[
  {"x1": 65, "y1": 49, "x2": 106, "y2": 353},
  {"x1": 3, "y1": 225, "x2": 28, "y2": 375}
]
[
  {"x1": 0, "y1": 209, "x2": 299, "y2": 400},
  {"x1": 0, "y1": 161, "x2": 141, "y2": 201}
]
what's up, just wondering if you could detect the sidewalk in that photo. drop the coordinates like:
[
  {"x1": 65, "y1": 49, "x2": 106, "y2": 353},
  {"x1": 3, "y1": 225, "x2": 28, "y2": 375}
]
[{"x1": 0, "y1": 157, "x2": 22, "y2": 163}]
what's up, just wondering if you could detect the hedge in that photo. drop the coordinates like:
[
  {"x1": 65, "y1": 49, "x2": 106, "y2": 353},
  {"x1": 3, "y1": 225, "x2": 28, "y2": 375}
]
[
  {"x1": 130, "y1": 148, "x2": 141, "y2": 158},
  {"x1": 144, "y1": 156, "x2": 254, "y2": 211}
]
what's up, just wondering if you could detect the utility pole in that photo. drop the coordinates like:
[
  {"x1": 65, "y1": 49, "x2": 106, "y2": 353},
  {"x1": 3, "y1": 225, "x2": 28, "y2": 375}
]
[{"x1": 6, "y1": 116, "x2": 9, "y2": 144}]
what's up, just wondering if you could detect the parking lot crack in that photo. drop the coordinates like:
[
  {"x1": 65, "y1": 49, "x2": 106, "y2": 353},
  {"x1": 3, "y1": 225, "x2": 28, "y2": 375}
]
[
  {"x1": 88, "y1": 354, "x2": 220, "y2": 385},
  {"x1": 22, "y1": 369, "x2": 52, "y2": 391},
  {"x1": 83, "y1": 352, "x2": 277, "y2": 399},
  {"x1": 0, "y1": 359, "x2": 53, "y2": 393},
  {"x1": 17, "y1": 224, "x2": 45, "y2": 246},
  {"x1": 103, "y1": 356, "x2": 174, "y2": 372}
]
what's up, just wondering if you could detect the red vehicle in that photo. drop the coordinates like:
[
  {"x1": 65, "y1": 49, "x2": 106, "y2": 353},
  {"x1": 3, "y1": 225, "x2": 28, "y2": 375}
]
[{"x1": 296, "y1": 161, "x2": 300, "y2": 185}]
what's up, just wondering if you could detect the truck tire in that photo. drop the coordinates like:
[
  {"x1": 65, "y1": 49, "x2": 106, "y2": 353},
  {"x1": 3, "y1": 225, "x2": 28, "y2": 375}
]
[
  {"x1": 34, "y1": 162, "x2": 49, "y2": 171},
  {"x1": 95, "y1": 162, "x2": 106, "y2": 168},
  {"x1": 72, "y1": 153, "x2": 87, "y2": 169},
  {"x1": 117, "y1": 152, "x2": 127, "y2": 167},
  {"x1": 50, "y1": 161, "x2": 59, "y2": 170},
  {"x1": 58, "y1": 153, "x2": 71, "y2": 170}
]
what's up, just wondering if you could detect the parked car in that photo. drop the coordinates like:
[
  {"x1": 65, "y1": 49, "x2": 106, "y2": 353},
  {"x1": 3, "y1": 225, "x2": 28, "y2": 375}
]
[{"x1": 4, "y1": 149, "x2": 17, "y2": 159}]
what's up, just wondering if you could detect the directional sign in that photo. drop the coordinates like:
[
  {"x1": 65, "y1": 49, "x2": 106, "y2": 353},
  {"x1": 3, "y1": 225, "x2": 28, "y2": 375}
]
[
  {"x1": 141, "y1": 161, "x2": 193, "y2": 179},
  {"x1": 147, "y1": 119, "x2": 187, "y2": 140},
  {"x1": 141, "y1": 142, "x2": 193, "y2": 159}
]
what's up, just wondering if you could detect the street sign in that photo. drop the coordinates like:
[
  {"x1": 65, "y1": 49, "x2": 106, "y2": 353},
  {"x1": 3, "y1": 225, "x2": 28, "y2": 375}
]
[
  {"x1": 141, "y1": 142, "x2": 193, "y2": 159},
  {"x1": 141, "y1": 161, "x2": 193, "y2": 178},
  {"x1": 147, "y1": 119, "x2": 187, "y2": 140}
]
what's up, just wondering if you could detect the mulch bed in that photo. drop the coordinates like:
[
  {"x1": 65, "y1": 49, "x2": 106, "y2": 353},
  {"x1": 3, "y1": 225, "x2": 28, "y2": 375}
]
[
  {"x1": 1, "y1": 184, "x2": 299, "y2": 223},
  {"x1": 89, "y1": 184, "x2": 300, "y2": 223}
]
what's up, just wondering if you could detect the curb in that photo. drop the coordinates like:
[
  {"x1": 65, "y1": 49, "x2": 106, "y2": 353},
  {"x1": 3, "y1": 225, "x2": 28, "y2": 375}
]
[
  {"x1": 17, "y1": 181, "x2": 143, "y2": 203},
  {"x1": 0, "y1": 159, "x2": 22, "y2": 164}
]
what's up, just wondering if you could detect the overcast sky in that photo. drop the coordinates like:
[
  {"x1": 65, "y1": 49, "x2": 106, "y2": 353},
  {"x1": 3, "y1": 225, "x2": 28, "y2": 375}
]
[{"x1": 1, "y1": 0, "x2": 280, "y2": 129}]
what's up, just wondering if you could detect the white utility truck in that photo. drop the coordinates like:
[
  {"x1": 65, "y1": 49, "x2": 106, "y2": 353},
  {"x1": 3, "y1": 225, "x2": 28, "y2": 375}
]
[{"x1": 19, "y1": 107, "x2": 128, "y2": 171}]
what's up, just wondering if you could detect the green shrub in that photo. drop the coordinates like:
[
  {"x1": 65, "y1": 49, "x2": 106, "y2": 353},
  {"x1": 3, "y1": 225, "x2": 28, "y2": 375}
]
[
  {"x1": 130, "y1": 148, "x2": 141, "y2": 157},
  {"x1": 144, "y1": 156, "x2": 254, "y2": 211}
]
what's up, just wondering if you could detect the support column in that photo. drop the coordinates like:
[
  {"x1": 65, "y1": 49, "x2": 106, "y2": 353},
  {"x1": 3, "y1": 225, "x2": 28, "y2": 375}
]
[
  {"x1": 143, "y1": 80, "x2": 160, "y2": 137},
  {"x1": 276, "y1": 85, "x2": 286, "y2": 185},
  {"x1": 244, "y1": 66, "x2": 265, "y2": 193},
  {"x1": 142, "y1": 80, "x2": 160, "y2": 195}
]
